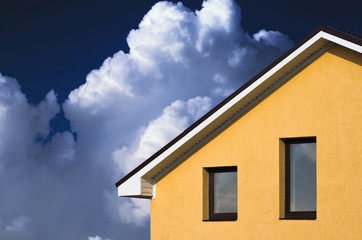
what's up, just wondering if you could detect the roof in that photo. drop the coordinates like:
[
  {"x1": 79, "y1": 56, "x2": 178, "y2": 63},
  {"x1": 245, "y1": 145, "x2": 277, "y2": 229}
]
[{"x1": 115, "y1": 25, "x2": 362, "y2": 198}]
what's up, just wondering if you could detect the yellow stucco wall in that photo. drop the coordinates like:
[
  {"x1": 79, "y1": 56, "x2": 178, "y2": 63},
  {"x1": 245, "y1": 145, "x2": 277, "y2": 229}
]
[{"x1": 150, "y1": 44, "x2": 362, "y2": 239}]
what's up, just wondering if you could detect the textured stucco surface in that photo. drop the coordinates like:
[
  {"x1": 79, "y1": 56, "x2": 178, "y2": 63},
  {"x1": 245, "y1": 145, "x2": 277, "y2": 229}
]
[{"x1": 151, "y1": 45, "x2": 362, "y2": 239}]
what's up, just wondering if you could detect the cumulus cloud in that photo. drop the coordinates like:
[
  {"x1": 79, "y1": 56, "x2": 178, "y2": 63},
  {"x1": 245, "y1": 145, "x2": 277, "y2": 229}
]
[
  {"x1": 0, "y1": 74, "x2": 60, "y2": 163},
  {"x1": 253, "y1": 29, "x2": 294, "y2": 51},
  {"x1": 62, "y1": 0, "x2": 292, "y2": 228},
  {"x1": 104, "y1": 189, "x2": 150, "y2": 227},
  {"x1": 113, "y1": 96, "x2": 212, "y2": 174},
  {"x1": 109, "y1": 97, "x2": 212, "y2": 224},
  {"x1": 0, "y1": 74, "x2": 73, "y2": 239},
  {"x1": 0, "y1": 216, "x2": 35, "y2": 240},
  {"x1": 5, "y1": 216, "x2": 32, "y2": 232},
  {"x1": 88, "y1": 236, "x2": 111, "y2": 240},
  {"x1": 64, "y1": 0, "x2": 292, "y2": 181},
  {"x1": 65, "y1": 0, "x2": 292, "y2": 122},
  {"x1": 0, "y1": 0, "x2": 293, "y2": 239}
]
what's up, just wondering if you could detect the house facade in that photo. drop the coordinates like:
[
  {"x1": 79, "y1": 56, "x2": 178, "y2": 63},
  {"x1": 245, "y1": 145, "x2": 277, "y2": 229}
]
[{"x1": 116, "y1": 26, "x2": 362, "y2": 239}]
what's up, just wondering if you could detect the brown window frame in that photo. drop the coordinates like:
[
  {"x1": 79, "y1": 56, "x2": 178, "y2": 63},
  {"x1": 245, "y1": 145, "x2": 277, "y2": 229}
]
[
  {"x1": 284, "y1": 137, "x2": 316, "y2": 220},
  {"x1": 206, "y1": 166, "x2": 237, "y2": 221}
]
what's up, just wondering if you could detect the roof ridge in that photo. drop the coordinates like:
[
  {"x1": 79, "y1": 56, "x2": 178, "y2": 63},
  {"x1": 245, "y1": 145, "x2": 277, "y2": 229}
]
[{"x1": 321, "y1": 25, "x2": 362, "y2": 40}]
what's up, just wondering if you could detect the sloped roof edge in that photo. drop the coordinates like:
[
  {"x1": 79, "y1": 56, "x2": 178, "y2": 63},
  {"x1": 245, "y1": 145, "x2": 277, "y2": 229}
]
[{"x1": 115, "y1": 26, "x2": 362, "y2": 195}]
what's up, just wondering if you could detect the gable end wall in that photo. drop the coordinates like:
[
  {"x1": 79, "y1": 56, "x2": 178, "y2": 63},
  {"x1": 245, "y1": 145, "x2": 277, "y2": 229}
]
[{"x1": 151, "y1": 45, "x2": 362, "y2": 240}]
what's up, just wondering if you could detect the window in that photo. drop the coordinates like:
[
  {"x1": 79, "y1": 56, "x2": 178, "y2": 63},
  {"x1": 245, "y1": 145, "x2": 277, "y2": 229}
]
[
  {"x1": 283, "y1": 137, "x2": 316, "y2": 219},
  {"x1": 203, "y1": 167, "x2": 237, "y2": 221}
]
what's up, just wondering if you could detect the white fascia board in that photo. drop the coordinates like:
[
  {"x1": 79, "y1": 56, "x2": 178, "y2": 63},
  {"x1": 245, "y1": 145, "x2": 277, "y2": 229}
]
[
  {"x1": 320, "y1": 32, "x2": 362, "y2": 53},
  {"x1": 118, "y1": 30, "x2": 360, "y2": 198},
  {"x1": 118, "y1": 174, "x2": 141, "y2": 196}
]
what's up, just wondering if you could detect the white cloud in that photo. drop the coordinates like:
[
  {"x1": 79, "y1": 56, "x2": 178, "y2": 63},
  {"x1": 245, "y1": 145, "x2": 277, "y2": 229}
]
[
  {"x1": 0, "y1": 74, "x2": 61, "y2": 164},
  {"x1": 104, "y1": 189, "x2": 150, "y2": 227},
  {"x1": 118, "y1": 198, "x2": 150, "y2": 226},
  {"x1": 197, "y1": 0, "x2": 241, "y2": 33},
  {"x1": 113, "y1": 96, "x2": 212, "y2": 175},
  {"x1": 0, "y1": 216, "x2": 35, "y2": 240},
  {"x1": 253, "y1": 29, "x2": 294, "y2": 51},
  {"x1": 63, "y1": 0, "x2": 293, "y2": 183},
  {"x1": 88, "y1": 236, "x2": 111, "y2": 240},
  {"x1": 62, "y1": 0, "x2": 293, "y2": 232},
  {"x1": 5, "y1": 216, "x2": 32, "y2": 233},
  {"x1": 0, "y1": 0, "x2": 294, "y2": 239},
  {"x1": 0, "y1": 74, "x2": 78, "y2": 239},
  {"x1": 109, "y1": 97, "x2": 211, "y2": 225}
]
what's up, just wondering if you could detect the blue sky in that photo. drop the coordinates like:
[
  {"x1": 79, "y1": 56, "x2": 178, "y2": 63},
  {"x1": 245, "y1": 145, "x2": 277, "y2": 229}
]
[{"x1": 0, "y1": 0, "x2": 360, "y2": 239}]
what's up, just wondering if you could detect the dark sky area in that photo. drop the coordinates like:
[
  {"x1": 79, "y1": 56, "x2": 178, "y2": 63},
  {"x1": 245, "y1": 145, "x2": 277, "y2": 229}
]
[{"x1": 1, "y1": 0, "x2": 360, "y2": 106}]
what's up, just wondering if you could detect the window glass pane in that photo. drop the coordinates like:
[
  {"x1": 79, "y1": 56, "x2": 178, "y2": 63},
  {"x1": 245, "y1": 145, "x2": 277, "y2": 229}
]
[
  {"x1": 214, "y1": 172, "x2": 237, "y2": 213},
  {"x1": 290, "y1": 142, "x2": 316, "y2": 211}
]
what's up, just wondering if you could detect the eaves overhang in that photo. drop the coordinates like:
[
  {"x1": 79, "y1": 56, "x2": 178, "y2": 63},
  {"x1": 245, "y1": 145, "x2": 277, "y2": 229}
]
[{"x1": 115, "y1": 25, "x2": 362, "y2": 198}]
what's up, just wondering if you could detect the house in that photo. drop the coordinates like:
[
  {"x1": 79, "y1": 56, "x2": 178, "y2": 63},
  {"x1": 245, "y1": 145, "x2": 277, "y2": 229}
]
[{"x1": 115, "y1": 26, "x2": 362, "y2": 239}]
